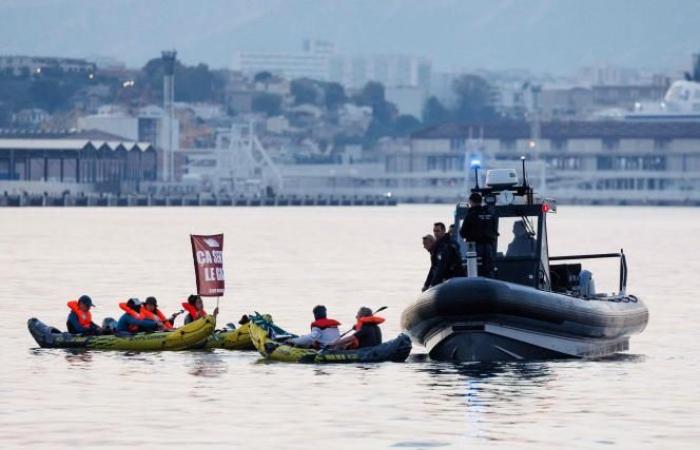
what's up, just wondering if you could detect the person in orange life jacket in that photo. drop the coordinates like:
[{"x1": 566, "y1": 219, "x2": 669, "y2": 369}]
[
  {"x1": 286, "y1": 305, "x2": 341, "y2": 348},
  {"x1": 182, "y1": 294, "x2": 218, "y2": 324},
  {"x1": 66, "y1": 295, "x2": 101, "y2": 335},
  {"x1": 116, "y1": 298, "x2": 159, "y2": 333},
  {"x1": 333, "y1": 307, "x2": 384, "y2": 350},
  {"x1": 140, "y1": 297, "x2": 176, "y2": 330}
]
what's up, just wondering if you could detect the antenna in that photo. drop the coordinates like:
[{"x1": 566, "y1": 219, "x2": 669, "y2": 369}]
[
  {"x1": 470, "y1": 159, "x2": 481, "y2": 189},
  {"x1": 521, "y1": 156, "x2": 528, "y2": 188}
]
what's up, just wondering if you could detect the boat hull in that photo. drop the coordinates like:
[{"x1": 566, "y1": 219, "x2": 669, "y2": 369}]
[{"x1": 401, "y1": 277, "x2": 648, "y2": 362}]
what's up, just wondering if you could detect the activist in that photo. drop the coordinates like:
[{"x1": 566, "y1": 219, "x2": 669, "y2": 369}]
[
  {"x1": 182, "y1": 294, "x2": 219, "y2": 324},
  {"x1": 333, "y1": 307, "x2": 384, "y2": 350},
  {"x1": 140, "y1": 296, "x2": 176, "y2": 330},
  {"x1": 286, "y1": 305, "x2": 341, "y2": 349},
  {"x1": 66, "y1": 295, "x2": 101, "y2": 335},
  {"x1": 117, "y1": 298, "x2": 159, "y2": 333}
]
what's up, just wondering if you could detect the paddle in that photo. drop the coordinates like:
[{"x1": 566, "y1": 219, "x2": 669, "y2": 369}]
[{"x1": 320, "y1": 306, "x2": 388, "y2": 351}]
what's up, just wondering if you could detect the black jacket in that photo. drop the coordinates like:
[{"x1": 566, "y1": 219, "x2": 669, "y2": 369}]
[
  {"x1": 460, "y1": 205, "x2": 498, "y2": 244},
  {"x1": 423, "y1": 248, "x2": 437, "y2": 290},
  {"x1": 429, "y1": 235, "x2": 466, "y2": 287}
]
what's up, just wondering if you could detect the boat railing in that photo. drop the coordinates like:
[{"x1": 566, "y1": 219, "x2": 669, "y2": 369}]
[{"x1": 549, "y1": 250, "x2": 627, "y2": 295}]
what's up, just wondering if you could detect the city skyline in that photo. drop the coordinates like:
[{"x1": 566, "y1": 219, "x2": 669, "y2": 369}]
[{"x1": 1, "y1": 0, "x2": 698, "y2": 74}]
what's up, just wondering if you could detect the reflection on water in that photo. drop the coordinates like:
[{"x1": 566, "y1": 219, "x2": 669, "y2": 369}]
[
  {"x1": 2, "y1": 206, "x2": 699, "y2": 448},
  {"x1": 187, "y1": 351, "x2": 227, "y2": 378}
]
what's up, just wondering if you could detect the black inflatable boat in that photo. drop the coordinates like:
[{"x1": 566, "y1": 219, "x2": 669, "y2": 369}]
[{"x1": 401, "y1": 164, "x2": 649, "y2": 361}]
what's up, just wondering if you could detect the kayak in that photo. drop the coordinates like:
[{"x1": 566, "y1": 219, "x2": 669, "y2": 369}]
[
  {"x1": 27, "y1": 315, "x2": 215, "y2": 351},
  {"x1": 201, "y1": 313, "x2": 295, "y2": 350},
  {"x1": 249, "y1": 320, "x2": 412, "y2": 363}
]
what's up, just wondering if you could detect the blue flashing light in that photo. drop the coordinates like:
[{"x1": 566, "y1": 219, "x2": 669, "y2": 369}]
[{"x1": 470, "y1": 159, "x2": 481, "y2": 168}]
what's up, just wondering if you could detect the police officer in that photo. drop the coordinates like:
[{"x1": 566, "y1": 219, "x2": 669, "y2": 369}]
[
  {"x1": 459, "y1": 192, "x2": 498, "y2": 277},
  {"x1": 428, "y1": 222, "x2": 466, "y2": 288},
  {"x1": 421, "y1": 234, "x2": 436, "y2": 292}
]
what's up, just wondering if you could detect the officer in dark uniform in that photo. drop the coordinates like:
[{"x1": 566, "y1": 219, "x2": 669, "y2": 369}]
[
  {"x1": 459, "y1": 192, "x2": 498, "y2": 277},
  {"x1": 428, "y1": 222, "x2": 466, "y2": 288}
]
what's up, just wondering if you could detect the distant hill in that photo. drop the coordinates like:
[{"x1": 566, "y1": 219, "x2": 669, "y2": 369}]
[{"x1": 0, "y1": 0, "x2": 697, "y2": 73}]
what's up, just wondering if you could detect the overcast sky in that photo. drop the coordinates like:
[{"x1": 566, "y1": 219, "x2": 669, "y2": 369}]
[{"x1": 1, "y1": 0, "x2": 698, "y2": 74}]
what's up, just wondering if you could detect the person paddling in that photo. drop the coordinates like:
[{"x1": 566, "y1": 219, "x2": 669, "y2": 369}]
[
  {"x1": 140, "y1": 296, "x2": 176, "y2": 330},
  {"x1": 117, "y1": 298, "x2": 159, "y2": 333},
  {"x1": 66, "y1": 295, "x2": 101, "y2": 335},
  {"x1": 333, "y1": 306, "x2": 384, "y2": 350},
  {"x1": 286, "y1": 305, "x2": 341, "y2": 348},
  {"x1": 182, "y1": 294, "x2": 219, "y2": 324}
]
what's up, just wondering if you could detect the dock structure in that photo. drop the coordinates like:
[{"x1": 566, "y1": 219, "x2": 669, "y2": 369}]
[{"x1": 0, "y1": 192, "x2": 397, "y2": 207}]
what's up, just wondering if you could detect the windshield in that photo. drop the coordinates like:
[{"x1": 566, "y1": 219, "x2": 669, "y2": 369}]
[{"x1": 496, "y1": 216, "x2": 538, "y2": 259}]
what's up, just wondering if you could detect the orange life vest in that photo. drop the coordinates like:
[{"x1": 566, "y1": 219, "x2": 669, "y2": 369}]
[
  {"x1": 67, "y1": 301, "x2": 93, "y2": 329},
  {"x1": 182, "y1": 302, "x2": 207, "y2": 322},
  {"x1": 348, "y1": 316, "x2": 385, "y2": 349},
  {"x1": 119, "y1": 302, "x2": 142, "y2": 332},
  {"x1": 310, "y1": 318, "x2": 341, "y2": 330},
  {"x1": 353, "y1": 315, "x2": 385, "y2": 330},
  {"x1": 140, "y1": 308, "x2": 174, "y2": 330}
]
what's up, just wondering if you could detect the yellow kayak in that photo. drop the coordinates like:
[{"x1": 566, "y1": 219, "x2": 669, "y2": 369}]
[
  {"x1": 201, "y1": 313, "x2": 295, "y2": 350},
  {"x1": 249, "y1": 320, "x2": 412, "y2": 363},
  {"x1": 203, "y1": 322, "x2": 255, "y2": 350},
  {"x1": 28, "y1": 315, "x2": 216, "y2": 351}
]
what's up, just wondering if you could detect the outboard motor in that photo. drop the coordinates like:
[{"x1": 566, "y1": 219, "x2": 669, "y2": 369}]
[{"x1": 102, "y1": 317, "x2": 117, "y2": 334}]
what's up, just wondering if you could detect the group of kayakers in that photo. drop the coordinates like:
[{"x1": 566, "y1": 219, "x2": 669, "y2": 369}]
[
  {"x1": 66, "y1": 294, "x2": 218, "y2": 335},
  {"x1": 286, "y1": 304, "x2": 384, "y2": 350},
  {"x1": 66, "y1": 295, "x2": 385, "y2": 350}
]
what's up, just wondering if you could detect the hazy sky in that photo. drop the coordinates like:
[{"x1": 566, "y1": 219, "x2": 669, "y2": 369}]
[{"x1": 1, "y1": 0, "x2": 698, "y2": 74}]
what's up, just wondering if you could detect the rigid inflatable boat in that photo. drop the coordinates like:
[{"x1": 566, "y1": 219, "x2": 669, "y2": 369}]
[{"x1": 401, "y1": 164, "x2": 649, "y2": 361}]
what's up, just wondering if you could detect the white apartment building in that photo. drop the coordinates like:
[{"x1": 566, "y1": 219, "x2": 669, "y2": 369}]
[
  {"x1": 232, "y1": 39, "x2": 334, "y2": 81},
  {"x1": 232, "y1": 39, "x2": 432, "y2": 90}
]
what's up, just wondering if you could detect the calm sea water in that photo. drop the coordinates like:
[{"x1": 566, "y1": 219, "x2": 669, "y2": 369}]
[{"x1": 1, "y1": 205, "x2": 699, "y2": 449}]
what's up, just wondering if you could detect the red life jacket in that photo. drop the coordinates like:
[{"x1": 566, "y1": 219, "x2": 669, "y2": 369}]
[
  {"x1": 140, "y1": 308, "x2": 174, "y2": 330},
  {"x1": 67, "y1": 301, "x2": 93, "y2": 329},
  {"x1": 119, "y1": 302, "x2": 142, "y2": 332},
  {"x1": 353, "y1": 315, "x2": 385, "y2": 331},
  {"x1": 181, "y1": 302, "x2": 207, "y2": 322},
  {"x1": 310, "y1": 318, "x2": 341, "y2": 330}
]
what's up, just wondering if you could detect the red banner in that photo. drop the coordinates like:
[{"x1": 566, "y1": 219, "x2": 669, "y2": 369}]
[{"x1": 190, "y1": 234, "x2": 225, "y2": 297}]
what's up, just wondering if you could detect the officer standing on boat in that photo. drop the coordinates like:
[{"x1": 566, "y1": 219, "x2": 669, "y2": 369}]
[
  {"x1": 428, "y1": 222, "x2": 466, "y2": 288},
  {"x1": 460, "y1": 192, "x2": 498, "y2": 277}
]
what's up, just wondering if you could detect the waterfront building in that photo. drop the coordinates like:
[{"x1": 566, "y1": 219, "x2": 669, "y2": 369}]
[
  {"x1": 0, "y1": 130, "x2": 156, "y2": 194},
  {"x1": 77, "y1": 106, "x2": 180, "y2": 177},
  {"x1": 408, "y1": 121, "x2": 700, "y2": 204}
]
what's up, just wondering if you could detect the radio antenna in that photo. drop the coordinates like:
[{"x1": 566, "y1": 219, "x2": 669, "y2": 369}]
[{"x1": 521, "y1": 156, "x2": 528, "y2": 189}]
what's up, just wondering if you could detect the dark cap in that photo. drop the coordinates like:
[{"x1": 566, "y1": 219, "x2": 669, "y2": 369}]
[
  {"x1": 127, "y1": 297, "x2": 142, "y2": 308},
  {"x1": 469, "y1": 192, "x2": 482, "y2": 204},
  {"x1": 144, "y1": 296, "x2": 158, "y2": 307},
  {"x1": 78, "y1": 294, "x2": 95, "y2": 307},
  {"x1": 187, "y1": 294, "x2": 200, "y2": 305}
]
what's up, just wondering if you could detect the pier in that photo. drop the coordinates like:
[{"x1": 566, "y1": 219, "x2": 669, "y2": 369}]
[{"x1": 0, "y1": 192, "x2": 398, "y2": 207}]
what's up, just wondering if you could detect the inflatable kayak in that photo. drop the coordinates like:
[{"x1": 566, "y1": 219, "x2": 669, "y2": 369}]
[
  {"x1": 249, "y1": 320, "x2": 412, "y2": 363},
  {"x1": 27, "y1": 315, "x2": 215, "y2": 351},
  {"x1": 201, "y1": 313, "x2": 296, "y2": 350}
]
